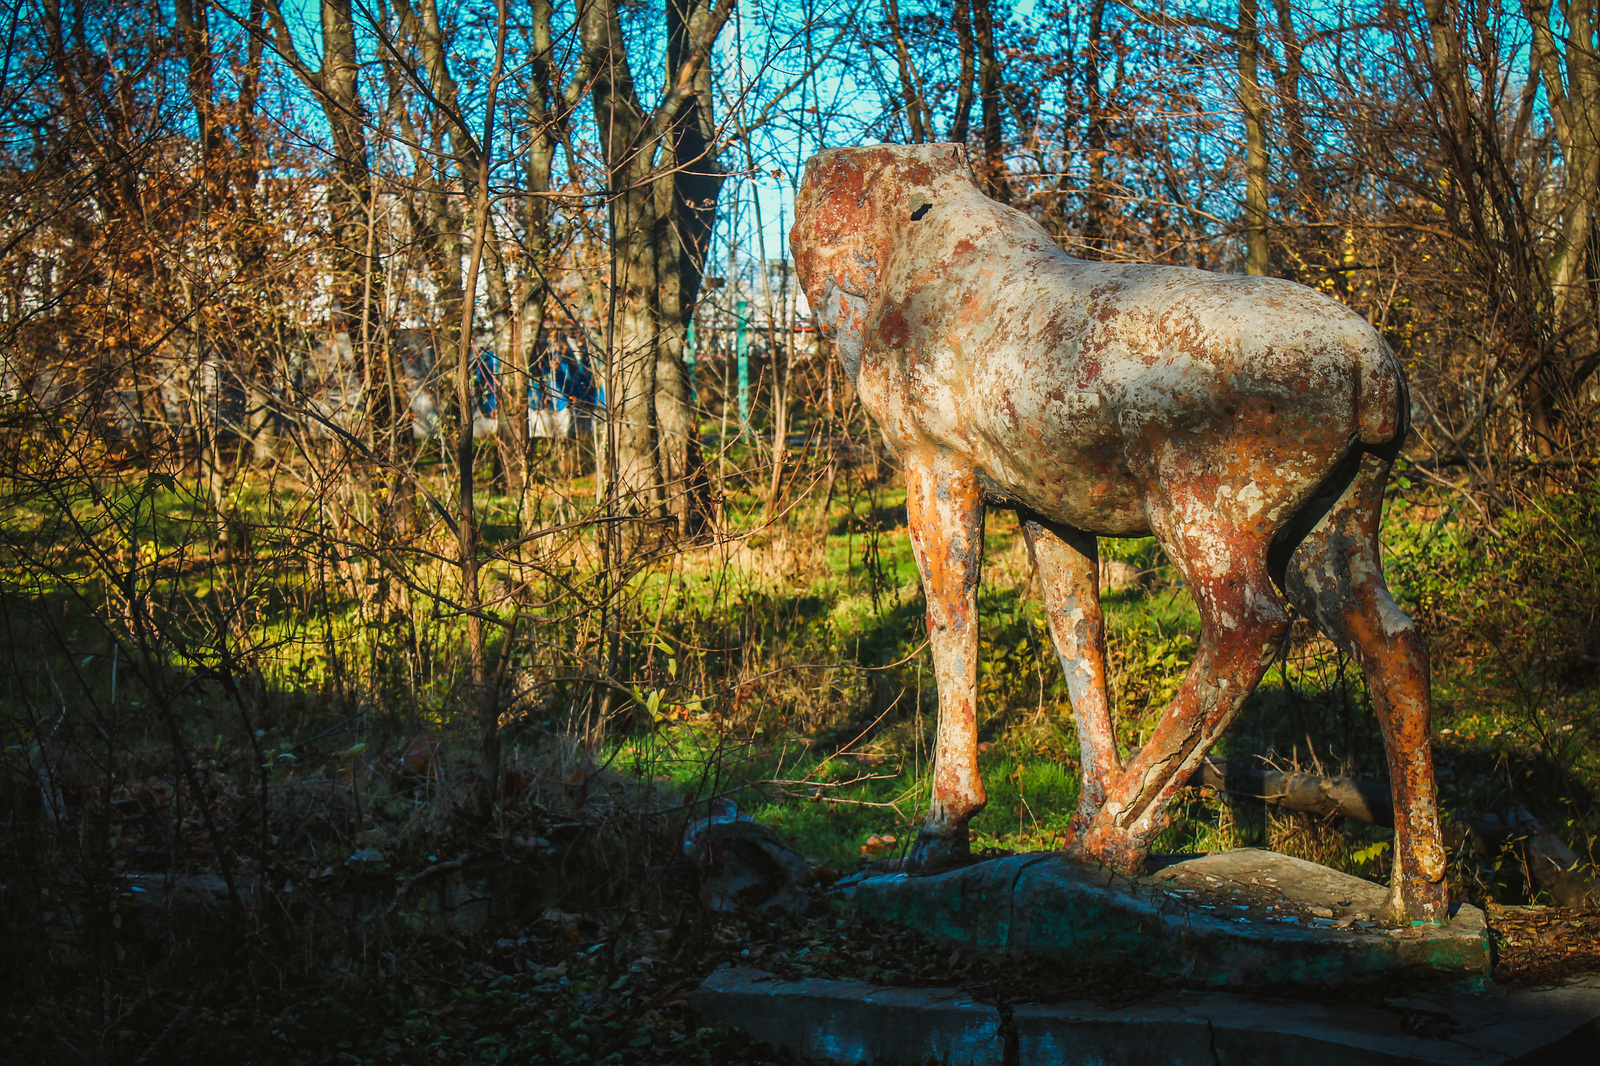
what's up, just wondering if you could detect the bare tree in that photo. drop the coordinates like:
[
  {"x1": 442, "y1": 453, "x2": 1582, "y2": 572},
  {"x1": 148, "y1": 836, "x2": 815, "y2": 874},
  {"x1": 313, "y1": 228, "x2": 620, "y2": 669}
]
[
  {"x1": 882, "y1": 0, "x2": 933, "y2": 142},
  {"x1": 574, "y1": 0, "x2": 734, "y2": 541},
  {"x1": 971, "y1": 0, "x2": 1010, "y2": 202},
  {"x1": 1237, "y1": 0, "x2": 1270, "y2": 275},
  {"x1": 261, "y1": 0, "x2": 416, "y2": 532}
]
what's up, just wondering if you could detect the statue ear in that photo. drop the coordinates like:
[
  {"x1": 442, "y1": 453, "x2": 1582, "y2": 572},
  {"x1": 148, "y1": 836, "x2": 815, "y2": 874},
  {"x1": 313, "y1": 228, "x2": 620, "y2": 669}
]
[{"x1": 820, "y1": 279, "x2": 869, "y2": 383}]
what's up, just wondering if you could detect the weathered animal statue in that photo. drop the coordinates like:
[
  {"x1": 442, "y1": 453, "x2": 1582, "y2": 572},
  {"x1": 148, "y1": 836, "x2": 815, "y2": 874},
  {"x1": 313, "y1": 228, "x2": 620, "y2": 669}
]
[{"x1": 789, "y1": 142, "x2": 1448, "y2": 923}]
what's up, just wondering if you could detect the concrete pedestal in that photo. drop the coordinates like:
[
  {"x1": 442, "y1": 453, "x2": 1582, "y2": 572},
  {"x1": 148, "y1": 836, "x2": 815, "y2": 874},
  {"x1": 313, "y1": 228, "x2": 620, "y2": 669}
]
[
  {"x1": 842, "y1": 848, "x2": 1489, "y2": 989},
  {"x1": 691, "y1": 966, "x2": 1600, "y2": 1065}
]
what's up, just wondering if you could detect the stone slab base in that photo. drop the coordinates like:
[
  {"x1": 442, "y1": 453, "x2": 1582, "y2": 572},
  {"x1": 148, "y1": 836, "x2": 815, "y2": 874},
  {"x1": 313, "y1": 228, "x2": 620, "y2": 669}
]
[
  {"x1": 691, "y1": 966, "x2": 1600, "y2": 1065},
  {"x1": 842, "y1": 848, "x2": 1489, "y2": 988}
]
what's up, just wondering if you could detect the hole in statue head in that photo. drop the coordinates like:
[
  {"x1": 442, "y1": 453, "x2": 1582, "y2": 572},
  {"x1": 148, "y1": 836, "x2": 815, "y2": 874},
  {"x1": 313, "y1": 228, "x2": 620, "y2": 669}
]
[{"x1": 910, "y1": 202, "x2": 932, "y2": 221}]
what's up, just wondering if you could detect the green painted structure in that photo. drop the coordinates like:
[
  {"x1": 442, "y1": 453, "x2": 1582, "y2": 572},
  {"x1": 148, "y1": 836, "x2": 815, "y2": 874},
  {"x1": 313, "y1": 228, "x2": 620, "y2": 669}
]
[
  {"x1": 846, "y1": 849, "x2": 1489, "y2": 990},
  {"x1": 736, "y1": 300, "x2": 750, "y2": 431},
  {"x1": 685, "y1": 319, "x2": 696, "y2": 403}
]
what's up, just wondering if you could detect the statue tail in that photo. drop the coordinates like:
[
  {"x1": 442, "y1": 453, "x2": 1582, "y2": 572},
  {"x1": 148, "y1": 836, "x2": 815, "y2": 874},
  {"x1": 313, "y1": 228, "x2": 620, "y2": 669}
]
[{"x1": 1356, "y1": 345, "x2": 1407, "y2": 446}]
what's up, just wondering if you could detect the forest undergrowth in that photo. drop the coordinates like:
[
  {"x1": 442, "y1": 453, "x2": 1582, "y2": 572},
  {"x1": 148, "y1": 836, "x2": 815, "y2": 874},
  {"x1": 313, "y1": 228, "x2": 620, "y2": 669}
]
[{"x1": 3, "y1": 436, "x2": 1599, "y2": 1064}]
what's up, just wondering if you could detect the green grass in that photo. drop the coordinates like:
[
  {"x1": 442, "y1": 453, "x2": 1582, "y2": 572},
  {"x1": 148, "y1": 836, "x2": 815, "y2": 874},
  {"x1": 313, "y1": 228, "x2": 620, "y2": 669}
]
[
  {"x1": 6, "y1": 437, "x2": 1600, "y2": 1066},
  {"x1": 4, "y1": 437, "x2": 1599, "y2": 897}
]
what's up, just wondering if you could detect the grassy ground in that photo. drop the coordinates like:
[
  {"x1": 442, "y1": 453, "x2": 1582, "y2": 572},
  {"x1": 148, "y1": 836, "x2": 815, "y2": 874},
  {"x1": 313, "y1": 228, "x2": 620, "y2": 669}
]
[{"x1": 3, "y1": 443, "x2": 1599, "y2": 1063}]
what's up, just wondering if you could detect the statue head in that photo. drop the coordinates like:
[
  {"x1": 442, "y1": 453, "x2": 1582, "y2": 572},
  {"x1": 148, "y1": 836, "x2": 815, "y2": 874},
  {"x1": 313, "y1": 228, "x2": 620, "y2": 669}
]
[{"x1": 789, "y1": 142, "x2": 974, "y2": 379}]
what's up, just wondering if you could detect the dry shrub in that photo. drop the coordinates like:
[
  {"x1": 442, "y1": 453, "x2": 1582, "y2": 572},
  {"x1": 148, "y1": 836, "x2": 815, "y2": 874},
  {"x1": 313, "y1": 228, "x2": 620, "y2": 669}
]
[
  {"x1": 708, "y1": 526, "x2": 829, "y2": 589},
  {"x1": 1264, "y1": 806, "x2": 1354, "y2": 871}
]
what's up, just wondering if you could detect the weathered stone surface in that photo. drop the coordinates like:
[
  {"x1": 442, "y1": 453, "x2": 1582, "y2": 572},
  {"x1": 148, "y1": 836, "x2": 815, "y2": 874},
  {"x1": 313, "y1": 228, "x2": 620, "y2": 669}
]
[
  {"x1": 684, "y1": 807, "x2": 812, "y2": 915},
  {"x1": 1384, "y1": 980, "x2": 1600, "y2": 1062},
  {"x1": 82, "y1": 857, "x2": 534, "y2": 957},
  {"x1": 691, "y1": 966, "x2": 1600, "y2": 1066},
  {"x1": 1012, "y1": 993, "x2": 1482, "y2": 1066},
  {"x1": 845, "y1": 849, "x2": 1489, "y2": 989}
]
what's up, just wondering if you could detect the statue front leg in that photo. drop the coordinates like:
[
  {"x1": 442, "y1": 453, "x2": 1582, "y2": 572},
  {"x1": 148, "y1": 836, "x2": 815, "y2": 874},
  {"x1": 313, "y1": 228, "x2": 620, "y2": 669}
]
[{"x1": 902, "y1": 448, "x2": 987, "y2": 874}]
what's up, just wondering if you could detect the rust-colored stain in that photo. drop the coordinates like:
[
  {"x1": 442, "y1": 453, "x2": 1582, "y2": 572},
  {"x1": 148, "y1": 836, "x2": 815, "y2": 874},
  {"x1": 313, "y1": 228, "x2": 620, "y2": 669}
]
[
  {"x1": 789, "y1": 142, "x2": 1449, "y2": 925},
  {"x1": 879, "y1": 301, "x2": 912, "y2": 348}
]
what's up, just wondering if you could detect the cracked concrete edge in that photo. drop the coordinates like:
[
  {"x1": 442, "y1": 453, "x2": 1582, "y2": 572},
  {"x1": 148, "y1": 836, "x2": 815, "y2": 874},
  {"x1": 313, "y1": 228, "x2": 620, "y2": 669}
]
[
  {"x1": 1011, "y1": 993, "x2": 1503, "y2": 1066},
  {"x1": 691, "y1": 966, "x2": 1600, "y2": 1066},
  {"x1": 691, "y1": 966, "x2": 1005, "y2": 1066},
  {"x1": 854, "y1": 853, "x2": 1491, "y2": 988},
  {"x1": 1432, "y1": 983, "x2": 1600, "y2": 1060}
]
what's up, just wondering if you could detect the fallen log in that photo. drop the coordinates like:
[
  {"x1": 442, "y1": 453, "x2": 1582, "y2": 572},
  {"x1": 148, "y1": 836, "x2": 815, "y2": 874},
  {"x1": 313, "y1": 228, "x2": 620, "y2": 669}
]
[
  {"x1": 1192, "y1": 757, "x2": 1391, "y2": 825},
  {"x1": 1456, "y1": 809, "x2": 1600, "y2": 910},
  {"x1": 1190, "y1": 758, "x2": 1600, "y2": 908},
  {"x1": 1529, "y1": 833, "x2": 1600, "y2": 909}
]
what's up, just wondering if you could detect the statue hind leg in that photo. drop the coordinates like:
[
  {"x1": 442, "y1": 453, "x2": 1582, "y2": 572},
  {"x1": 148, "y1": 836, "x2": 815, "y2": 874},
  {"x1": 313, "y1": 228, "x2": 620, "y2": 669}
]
[
  {"x1": 1022, "y1": 516, "x2": 1119, "y2": 837},
  {"x1": 1070, "y1": 498, "x2": 1291, "y2": 874},
  {"x1": 1278, "y1": 447, "x2": 1450, "y2": 924}
]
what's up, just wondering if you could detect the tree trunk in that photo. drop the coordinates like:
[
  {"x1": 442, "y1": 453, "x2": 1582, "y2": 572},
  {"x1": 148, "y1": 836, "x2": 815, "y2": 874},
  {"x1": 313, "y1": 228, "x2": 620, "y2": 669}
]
[
  {"x1": 405, "y1": 0, "x2": 477, "y2": 443},
  {"x1": 579, "y1": 0, "x2": 730, "y2": 543},
  {"x1": 883, "y1": 0, "x2": 931, "y2": 143},
  {"x1": 319, "y1": 0, "x2": 388, "y2": 427},
  {"x1": 1269, "y1": 0, "x2": 1319, "y2": 284},
  {"x1": 501, "y1": 0, "x2": 564, "y2": 515},
  {"x1": 263, "y1": 0, "x2": 410, "y2": 530},
  {"x1": 1238, "y1": 0, "x2": 1270, "y2": 276},
  {"x1": 1081, "y1": 0, "x2": 1108, "y2": 258},
  {"x1": 658, "y1": 0, "x2": 723, "y2": 539},
  {"x1": 178, "y1": 0, "x2": 276, "y2": 467},
  {"x1": 398, "y1": 0, "x2": 510, "y2": 802},
  {"x1": 483, "y1": 235, "x2": 522, "y2": 495},
  {"x1": 1525, "y1": 0, "x2": 1600, "y2": 452},
  {"x1": 949, "y1": 0, "x2": 975, "y2": 143},
  {"x1": 972, "y1": 0, "x2": 1009, "y2": 203}
]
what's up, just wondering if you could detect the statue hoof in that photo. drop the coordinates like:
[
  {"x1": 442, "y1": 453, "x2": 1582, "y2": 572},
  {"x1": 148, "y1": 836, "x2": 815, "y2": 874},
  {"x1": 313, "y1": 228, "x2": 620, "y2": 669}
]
[
  {"x1": 1066, "y1": 823, "x2": 1149, "y2": 877},
  {"x1": 1380, "y1": 876, "x2": 1452, "y2": 926},
  {"x1": 903, "y1": 828, "x2": 972, "y2": 876}
]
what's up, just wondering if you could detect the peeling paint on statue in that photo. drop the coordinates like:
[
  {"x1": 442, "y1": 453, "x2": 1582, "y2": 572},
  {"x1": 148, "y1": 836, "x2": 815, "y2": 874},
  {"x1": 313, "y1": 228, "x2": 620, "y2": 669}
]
[{"x1": 789, "y1": 142, "x2": 1450, "y2": 925}]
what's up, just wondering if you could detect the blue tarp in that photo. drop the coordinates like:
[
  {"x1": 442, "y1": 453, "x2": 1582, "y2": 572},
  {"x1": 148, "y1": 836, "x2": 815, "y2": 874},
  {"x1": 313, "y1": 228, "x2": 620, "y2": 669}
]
[{"x1": 475, "y1": 343, "x2": 601, "y2": 418}]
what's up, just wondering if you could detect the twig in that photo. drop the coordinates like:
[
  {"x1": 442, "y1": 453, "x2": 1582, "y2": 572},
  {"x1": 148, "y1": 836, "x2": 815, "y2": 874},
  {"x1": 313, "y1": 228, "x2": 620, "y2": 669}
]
[{"x1": 379, "y1": 852, "x2": 474, "y2": 921}]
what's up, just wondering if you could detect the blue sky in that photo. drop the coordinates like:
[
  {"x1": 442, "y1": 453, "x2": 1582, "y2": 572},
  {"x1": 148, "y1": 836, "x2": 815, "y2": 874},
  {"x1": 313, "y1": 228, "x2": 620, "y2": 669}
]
[{"x1": 267, "y1": 0, "x2": 1045, "y2": 272}]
